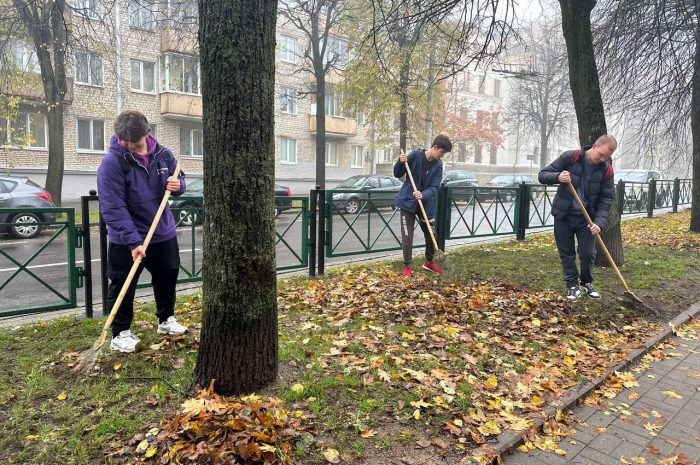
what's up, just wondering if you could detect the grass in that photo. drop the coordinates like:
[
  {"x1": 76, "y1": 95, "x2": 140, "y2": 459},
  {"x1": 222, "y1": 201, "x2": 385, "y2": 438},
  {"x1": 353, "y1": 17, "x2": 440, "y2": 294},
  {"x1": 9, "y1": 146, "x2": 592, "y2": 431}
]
[{"x1": 1, "y1": 212, "x2": 699, "y2": 464}]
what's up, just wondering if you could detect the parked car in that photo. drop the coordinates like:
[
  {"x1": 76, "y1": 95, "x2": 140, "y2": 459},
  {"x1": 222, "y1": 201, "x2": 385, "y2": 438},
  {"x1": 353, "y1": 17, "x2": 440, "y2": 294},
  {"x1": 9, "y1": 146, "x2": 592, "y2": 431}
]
[
  {"x1": 615, "y1": 169, "x2": 670, "y2": 209},
  {"x1": 442, "y1": 170, "x2": 479, "y2": 202},
  {"x1": 169, "y1": 179, "x2": 293, "y2": 225},
  {"x1": 477, "y1": 175, "x2": 537, "y2": 202},
  {"x1": 0, "y1": 175, "x2": 57, "y2": 239},
  {"x1": 331, "y1": 175, "x2": 402, "y2": 214}
]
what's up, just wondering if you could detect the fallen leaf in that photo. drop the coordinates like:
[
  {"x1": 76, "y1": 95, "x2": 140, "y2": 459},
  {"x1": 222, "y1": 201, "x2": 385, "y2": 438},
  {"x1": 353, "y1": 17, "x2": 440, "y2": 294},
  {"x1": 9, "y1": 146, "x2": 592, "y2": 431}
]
[
  {"x1": 57, "y1": 392, "x2": 67, "y2": 401},
  {"x1": 323, "y1": 448, "x2": 340, "y2": 464}
]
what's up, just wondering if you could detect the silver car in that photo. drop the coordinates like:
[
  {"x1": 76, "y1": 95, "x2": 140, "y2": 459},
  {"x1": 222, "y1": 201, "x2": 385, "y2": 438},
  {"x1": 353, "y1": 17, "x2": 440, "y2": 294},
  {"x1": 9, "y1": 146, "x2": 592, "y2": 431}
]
[{"x1": 0, "y1": 175, "x2": 57, "y2": 239}]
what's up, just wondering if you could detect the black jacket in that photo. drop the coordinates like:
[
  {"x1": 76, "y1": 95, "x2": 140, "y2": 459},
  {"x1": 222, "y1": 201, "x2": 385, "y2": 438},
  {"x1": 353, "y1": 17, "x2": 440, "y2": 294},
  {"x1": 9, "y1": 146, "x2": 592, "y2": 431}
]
[{"x1": 538, "y1": 147, "x2": 615, "y2": 229}]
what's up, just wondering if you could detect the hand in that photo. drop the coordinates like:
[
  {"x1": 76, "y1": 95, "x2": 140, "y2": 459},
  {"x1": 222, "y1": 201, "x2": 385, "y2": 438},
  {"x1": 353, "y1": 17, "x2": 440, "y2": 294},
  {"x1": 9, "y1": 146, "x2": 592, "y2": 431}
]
[
  {"x1": 399, "y1": 150, "x2": 407, "y2": 164},
  {"x1": 166, "y1": 176, "x2": 181, "y2": 192},
  {"x1": 131, "y1": 245, "x2": 146, "y2": 261},
  {"x1": 558, "y1": 171, "x2": 571, "y2": 183},
  {"x1": 588, "y1": 223, "x2": 601, "y2": 235},
  {"x1": 413, "y1": 191, "x2": 423, "y2": 200}
]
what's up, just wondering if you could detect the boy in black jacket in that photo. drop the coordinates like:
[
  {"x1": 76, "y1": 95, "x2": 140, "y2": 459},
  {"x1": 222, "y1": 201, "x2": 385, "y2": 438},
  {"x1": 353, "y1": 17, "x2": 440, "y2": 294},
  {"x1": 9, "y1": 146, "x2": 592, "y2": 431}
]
[{"x1": 538, "y1": 134, "x2": 617, "y2": 302}]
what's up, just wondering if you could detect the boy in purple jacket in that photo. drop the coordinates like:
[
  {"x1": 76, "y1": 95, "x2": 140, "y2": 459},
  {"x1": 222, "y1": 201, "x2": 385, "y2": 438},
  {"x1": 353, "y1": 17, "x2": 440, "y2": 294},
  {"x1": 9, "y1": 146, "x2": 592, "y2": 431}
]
[{"x1": 97, "y1": 110, "x2": 188, "y2": 353}]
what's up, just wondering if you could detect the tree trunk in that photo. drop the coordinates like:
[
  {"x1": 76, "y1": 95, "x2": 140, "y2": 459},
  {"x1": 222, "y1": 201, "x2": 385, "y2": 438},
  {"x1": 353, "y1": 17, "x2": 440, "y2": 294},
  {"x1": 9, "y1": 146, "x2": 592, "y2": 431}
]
[
  {"x1": 690, "y1": 20, "x2": 700, "y2": 232},
  {"x1": 195, "y1": 0, "x2": 278, "y2": 395},
  {"x1": 44, "y1": 99, "x2": 64, "y2": 206},
  {"x1": 424, "y1": 45, "x2": 437, "y2": 149},
  {"x1": 312, "y1": 14, "x2": 327, "y2": 190},
  {"x1": 399, "y1": 52, "x2": 410, "y2": 151},
  {"x1": 559, "y1": 0, "x2": 624, "y2": 266}
]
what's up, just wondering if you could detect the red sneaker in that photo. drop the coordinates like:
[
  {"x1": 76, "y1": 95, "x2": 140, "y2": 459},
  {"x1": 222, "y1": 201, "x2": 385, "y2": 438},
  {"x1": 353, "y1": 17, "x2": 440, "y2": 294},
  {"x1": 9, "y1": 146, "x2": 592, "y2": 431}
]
[
  {"x1": 402, "y1": 267, "x2": 413, "y2": 277},
  {"x1": 422, "y1": 261, "x2": 444, "y2": 274}
]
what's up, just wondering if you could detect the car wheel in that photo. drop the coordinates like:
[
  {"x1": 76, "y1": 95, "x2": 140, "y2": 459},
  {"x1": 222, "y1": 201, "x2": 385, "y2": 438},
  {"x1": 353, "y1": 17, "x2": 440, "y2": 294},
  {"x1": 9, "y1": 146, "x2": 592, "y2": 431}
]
[
  {"x1": 345, "y1": 199, "x2": 361, "y2": 214},
  {"x1": 10, "y1": 213, "x2": 42, "y2": 239},
  {"x1": 177, "y1": 207, "x2": 198, "y2": 226}
]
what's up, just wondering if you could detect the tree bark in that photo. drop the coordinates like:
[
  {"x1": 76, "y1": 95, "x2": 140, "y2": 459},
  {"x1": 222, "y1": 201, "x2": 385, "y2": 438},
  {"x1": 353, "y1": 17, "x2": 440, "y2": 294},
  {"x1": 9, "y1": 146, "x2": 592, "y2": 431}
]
[
  {"x1": 559, "y1": 0, "x2": 624, "y2": 266},
  {"x1": 690, "y1": 19, "x2": 700, "y2": 232},
  {"x1": 399, "y1": 53, "x2": 410, "y2": 151},
  {"x1": 312, "y1": 13, "x2": 327, "y2": 190},
  {"x1": 195, "y1": 0, "x2": 278, "y2": 395}
]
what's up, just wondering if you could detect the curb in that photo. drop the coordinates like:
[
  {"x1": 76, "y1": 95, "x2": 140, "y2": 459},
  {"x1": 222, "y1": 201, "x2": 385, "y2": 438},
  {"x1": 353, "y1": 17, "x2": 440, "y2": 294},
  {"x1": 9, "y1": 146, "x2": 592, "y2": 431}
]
[{"x1": 485, "y1": 300, "x2": 700, "y2": 462}]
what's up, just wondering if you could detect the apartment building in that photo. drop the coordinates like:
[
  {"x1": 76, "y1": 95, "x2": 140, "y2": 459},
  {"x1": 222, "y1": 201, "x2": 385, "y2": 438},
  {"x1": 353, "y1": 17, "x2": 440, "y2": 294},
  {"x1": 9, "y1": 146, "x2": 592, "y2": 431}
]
[{"x1": 0, "y1": 0, "x2": 371, "y2": 200}]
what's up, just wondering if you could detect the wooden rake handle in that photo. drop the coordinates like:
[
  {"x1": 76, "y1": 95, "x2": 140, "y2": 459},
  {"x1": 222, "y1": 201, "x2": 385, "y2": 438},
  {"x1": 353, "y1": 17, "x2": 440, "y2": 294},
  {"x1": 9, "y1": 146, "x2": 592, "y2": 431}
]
[
  {"x1": 99, "y1": 160, "x2": 183, "y2": 337},
  {"x1": 565, "y1": 181, "x2": 632, "y2": 293},
  {"x1": 402, "y1": 153, "x2": 441, "y2": 252}
]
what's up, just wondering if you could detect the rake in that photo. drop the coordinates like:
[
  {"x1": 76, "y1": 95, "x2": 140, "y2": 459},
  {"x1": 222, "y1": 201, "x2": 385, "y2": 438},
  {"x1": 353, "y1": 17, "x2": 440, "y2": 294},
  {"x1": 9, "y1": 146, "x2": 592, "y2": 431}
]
[
  {"x1": 403, "y1": 156, "x2": 449, "y2": 267},
  {"x1": 73, "y1": 161, "x2": 182, "y2": 372}
]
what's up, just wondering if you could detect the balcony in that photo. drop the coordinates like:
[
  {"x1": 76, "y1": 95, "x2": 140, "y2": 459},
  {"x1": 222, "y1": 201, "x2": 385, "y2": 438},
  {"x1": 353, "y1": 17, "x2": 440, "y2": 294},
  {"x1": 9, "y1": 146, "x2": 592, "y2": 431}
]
[
  {"x1": 160, "y1": 92, "x2": 202, "y2": 120},
  {"x1": 0, "y1": 73, "x2": 73, "y2": 104},
  {"x1": 309, "y1": 115, "x2": 357, "y2": 137},
  {"x1": 160, "y1": 28, "x2": 198, "y2": 55}
]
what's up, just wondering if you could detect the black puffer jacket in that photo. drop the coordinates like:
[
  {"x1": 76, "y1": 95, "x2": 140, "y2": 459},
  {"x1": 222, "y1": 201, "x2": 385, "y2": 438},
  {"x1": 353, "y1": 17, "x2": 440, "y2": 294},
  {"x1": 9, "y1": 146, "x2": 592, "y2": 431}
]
[{"x1": 538, "y1": 146, "x2": 615, "y2": 229}]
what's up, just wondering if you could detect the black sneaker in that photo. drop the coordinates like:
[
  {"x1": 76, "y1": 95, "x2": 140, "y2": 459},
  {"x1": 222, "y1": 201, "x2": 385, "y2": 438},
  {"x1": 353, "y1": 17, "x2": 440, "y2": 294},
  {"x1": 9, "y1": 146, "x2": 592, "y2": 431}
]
[
  {"x1": 582, "y1": 283, "x2": 601, "y2": 299},
  {"x1": 566, "y1": 286, "x2": 581, "y2": 302}
]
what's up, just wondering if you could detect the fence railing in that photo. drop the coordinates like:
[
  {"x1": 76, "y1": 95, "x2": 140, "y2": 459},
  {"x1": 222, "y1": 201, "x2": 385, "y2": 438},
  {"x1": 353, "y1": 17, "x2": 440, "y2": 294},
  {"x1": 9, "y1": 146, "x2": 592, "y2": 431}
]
[{"x1": 0, "y1": 178, "x2": 693, "y2": 317}]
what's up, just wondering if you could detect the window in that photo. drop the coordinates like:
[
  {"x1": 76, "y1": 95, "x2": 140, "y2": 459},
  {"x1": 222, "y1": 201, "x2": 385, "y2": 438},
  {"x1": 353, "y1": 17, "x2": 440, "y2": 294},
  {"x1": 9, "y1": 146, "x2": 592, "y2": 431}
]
[
  {"x1": 160, "y1": 54, "x2": 200, "y2": 94},
  {"x1": 75, "y1": 0, "x2": 100, "y2": 18},
  {"x1": 478, "y1": 77, "x2": 485, "y2": 94},
  {"x1": 169, "y1": 0, "x2": 198, "y2": 25},
  {"x1": 489, "y1": 145, "x2": 497, "y2": 165},
  {"x1": 180, "y1": 127, "x2": 203, "y2": 156},
  {"x1": 457, "y1": 142, "x2": 466, "y2": 163},
  {"x1": 352, "y1": 145, "x2": 363, "y2": 168},
  {"x1": 280, "y1": 35, "x2": 297, "y2": 63},
  {"x1": 280, "y1": 138, "x2": 297, "y2": 163},
  {"x1": 8, "y1": 41, "x2": 40, "y2": 73},
  {"x1": 356, "y1": 112, "x2": 365, "y2": 124},
  {"x1": 325, "y1": 36, "x2": 349, "y2": 67},
  {"x1": 325, "y1": 88, "x2": 342, "y2": 117},
  {"x1": 383, "y1": 147, "x2": 392, "y2": 162},
  {"x1": 474, "y1": 145, "x2": 482, "y2": 163},
  {"x1": 325, "y1": 142, "x2": 338, "y2": 166},
  {"x1": 493, "y1": 79, "x2": 501, "y2": 98},
  {"x1": 280, "y1": 87, "x2": 297, "y2": 114},
  {"x1": 75, "y1": 51, "x2": 103, "y2": 86},
  {"x1": 77, "y1": 118, "x2": 105, "y2": 151},
  {"x1": 129, "y1": 0, "x2": 155, "y2": 29},
  {"x1": 149, "y1": 124, "x2": 157, "y2": 139},
  {"x1": 131, "y1": 59, "x2": 156, "y2": 92},
  {"x1": 0, "y1": 112, "x2": 47, "y2": 148}
]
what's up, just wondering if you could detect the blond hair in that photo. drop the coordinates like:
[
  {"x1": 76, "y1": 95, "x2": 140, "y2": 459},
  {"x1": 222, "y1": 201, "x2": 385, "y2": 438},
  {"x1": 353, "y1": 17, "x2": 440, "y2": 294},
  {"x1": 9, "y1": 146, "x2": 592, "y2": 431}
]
[{"x1": 595, "y1": 134, "x2": 617, "y2": 152}]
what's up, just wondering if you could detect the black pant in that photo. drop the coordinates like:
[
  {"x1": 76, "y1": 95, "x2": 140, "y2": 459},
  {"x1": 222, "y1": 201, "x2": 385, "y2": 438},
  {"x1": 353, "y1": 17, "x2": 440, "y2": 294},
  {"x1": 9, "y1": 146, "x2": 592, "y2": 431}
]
[
  {"x1": 399, "y1": 209, "x2": 435, "y2": 267},
  {"x1": 554, "y1": 214, "x2": 596, "y2": 288},
  {"x1": 106, "y1": 237, "x2": 180, "y2": 336}
]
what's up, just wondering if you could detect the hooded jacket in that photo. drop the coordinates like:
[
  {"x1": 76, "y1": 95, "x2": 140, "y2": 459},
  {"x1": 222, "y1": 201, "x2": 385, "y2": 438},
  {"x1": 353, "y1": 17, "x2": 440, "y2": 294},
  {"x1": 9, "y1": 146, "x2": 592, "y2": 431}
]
[
  {"x1": 392, "y1": 148, "x2": 443, "y2": 219},
  {"x1": 97, "y1": 134, "x2": 185, "y2": 248}
]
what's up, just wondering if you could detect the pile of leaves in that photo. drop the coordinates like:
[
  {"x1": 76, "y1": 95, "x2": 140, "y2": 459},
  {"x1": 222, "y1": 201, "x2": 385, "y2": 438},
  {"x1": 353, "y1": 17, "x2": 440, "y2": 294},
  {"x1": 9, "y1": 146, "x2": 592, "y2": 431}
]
[
  {"x1": 115, "y1": 381, "x2": 306, "y2": 464},
  {"x1": 622, "y1": 210, "x2": 700, "y2": 250},
  {"x1": 277, "y1": 267, "x2": 659, "y2": 458}
]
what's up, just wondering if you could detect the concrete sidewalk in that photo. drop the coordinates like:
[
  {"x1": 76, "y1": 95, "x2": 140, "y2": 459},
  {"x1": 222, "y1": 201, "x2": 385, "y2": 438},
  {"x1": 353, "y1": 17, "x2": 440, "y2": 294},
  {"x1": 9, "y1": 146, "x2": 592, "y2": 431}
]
[{"x1": 503, "y1": 322, "x2": 700, "y2": 465}]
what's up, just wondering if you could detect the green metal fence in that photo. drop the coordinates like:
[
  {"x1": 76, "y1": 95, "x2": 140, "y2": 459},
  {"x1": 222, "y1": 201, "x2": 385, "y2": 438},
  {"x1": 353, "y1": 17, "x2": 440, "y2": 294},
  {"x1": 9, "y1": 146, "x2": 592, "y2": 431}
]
[
  {"x1": 0, "y1": 208, "x2": 82, "y2": 317},
  {"x1": 444, "y1": 186, "x2": 519, "y2": 239}
]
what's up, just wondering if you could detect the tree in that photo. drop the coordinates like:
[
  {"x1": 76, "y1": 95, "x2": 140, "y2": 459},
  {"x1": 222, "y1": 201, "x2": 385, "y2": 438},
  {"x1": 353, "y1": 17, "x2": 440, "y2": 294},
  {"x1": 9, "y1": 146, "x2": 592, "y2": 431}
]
[
  {"x1": 278, "y1": 0, "x2": 349, "y2": 189},
  {"x1": 194, "y1": 0, "x2": 278, "y2": 395},
  {"x1": 507, "y1": 18, "x2": 575, "y2": 168},
  {"x1": 594, "y1": 0, "x2": 700, "y2": 231},
  {"x1": 558, "y1": 0, "x2": 624, "y2": 266}
]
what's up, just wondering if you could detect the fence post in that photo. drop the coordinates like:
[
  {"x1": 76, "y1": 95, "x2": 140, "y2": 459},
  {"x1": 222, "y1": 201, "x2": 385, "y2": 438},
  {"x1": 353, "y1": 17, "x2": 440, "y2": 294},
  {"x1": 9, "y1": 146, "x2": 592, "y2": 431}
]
[
  {"x1": 516, "y1": 182, "x2": 528, "y2": 241},
  {"x1": 672, "y1": 178, "x2": 680, "y2": 213},
  {"x1": 309, "y1": 187, "x2": 317, "y2": 277},
  {"x1": 617, "y1": 180, "x2": 625, "y2": 219},
  {"x1": 317, "y1": 188, "x2": 326, "y2": 276},
  {"x1": 647, "y1": 179, "x2": 656, "y2": 218},
  {"x1": 81, "y1": 193, "x2": 94, "y2": 318},
  {"x1": 436, "y1": 183, "x2": 448, "y2": 250}
]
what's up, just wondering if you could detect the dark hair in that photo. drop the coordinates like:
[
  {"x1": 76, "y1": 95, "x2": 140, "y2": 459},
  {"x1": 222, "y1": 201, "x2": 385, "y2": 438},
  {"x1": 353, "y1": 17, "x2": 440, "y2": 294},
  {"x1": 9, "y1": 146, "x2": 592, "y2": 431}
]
[
  {"x1": 114, "y1": 110, "x2": 150, "y2": 142},
  {"x1": 432, "y1": 133, "x2": 452, "y2": 153}
]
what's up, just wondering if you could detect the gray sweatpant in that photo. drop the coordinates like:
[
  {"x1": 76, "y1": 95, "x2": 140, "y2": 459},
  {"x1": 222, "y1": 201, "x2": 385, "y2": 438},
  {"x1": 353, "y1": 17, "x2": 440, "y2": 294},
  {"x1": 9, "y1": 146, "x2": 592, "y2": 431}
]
[{"x1": 399, "y1": 208, "x2": 435, "y2": 267}]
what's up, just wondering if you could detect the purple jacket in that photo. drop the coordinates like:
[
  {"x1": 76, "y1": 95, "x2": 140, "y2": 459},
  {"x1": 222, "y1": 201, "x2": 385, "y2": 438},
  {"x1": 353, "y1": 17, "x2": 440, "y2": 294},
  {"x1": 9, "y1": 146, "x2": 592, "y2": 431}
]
[{"x1": 97, "y1": 134, "x2": 186, "y2": 248}]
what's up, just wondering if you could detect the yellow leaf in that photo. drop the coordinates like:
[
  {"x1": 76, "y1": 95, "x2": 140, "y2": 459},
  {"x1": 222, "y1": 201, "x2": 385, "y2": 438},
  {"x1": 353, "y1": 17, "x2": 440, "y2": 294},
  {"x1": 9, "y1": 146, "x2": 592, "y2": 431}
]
[
  {"x1": 291, "y1": 383, "x2": 305, "y2": 394},
  {"x1": 136, "y1": 439, "x2": 149, "y2": 453},
  {"x1": 563, "y1": 356, "x2": 576, "y2": 366},
  {"x1": 484, "y1": 376, "x2": 498, "y2": 390},
  {"x1": 554, "y1": 449, "x2": 567, "y2": 456},
  {"x1": 145, "y1": 448, "x2": 157, "y2": 458},
  {"x1": 531, "y1": 318, "x2": 541, "y2": 327},
  {"x1": 113, "y1": 362, "x2": 122, "y2": 371},
  {"x1": 531, "y1": 395, "x2": 544, "y2": 406},
  {"x1": 413, "y1": 409, "x2": 421, "y2": 420},
  {"x1": 25, "y1": 435, "x2": 39, "y2": 441},
  {"x1": 57, "y1": 392, "x2": 67, "y2": 401},
  {"x1": 360, "y1": 429, "x2": 376, "y2": 438},
  {"x1": 660, "y1": 390, "x2": 683, "y2": 399},
  {"x1": 323, "y1": 447, "x2": 340, "y2": 464},
  {"x1": 630, "y1": 457, "x2": 646, "y2": 464},
  {"x1": 302, "y1": 338, "x2": 310, "y2": 345}
]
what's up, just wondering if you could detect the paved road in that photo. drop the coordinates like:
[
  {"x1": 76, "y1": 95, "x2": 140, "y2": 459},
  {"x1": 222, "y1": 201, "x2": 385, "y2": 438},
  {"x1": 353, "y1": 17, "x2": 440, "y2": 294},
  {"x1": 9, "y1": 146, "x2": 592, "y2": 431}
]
[{"x1": 504, "y1": 324, "x2": 700, "y2": 465}]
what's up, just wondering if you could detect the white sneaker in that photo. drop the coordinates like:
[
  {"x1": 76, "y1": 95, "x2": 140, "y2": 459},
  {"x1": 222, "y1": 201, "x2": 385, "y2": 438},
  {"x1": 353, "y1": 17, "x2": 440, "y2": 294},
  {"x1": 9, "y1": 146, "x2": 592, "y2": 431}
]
[
  {"x1": 109, "y1": 330, "x2": 140, "y2": 353},
  {"x1": 157, "y1": 316, "x2": 189, "y2": 335}
]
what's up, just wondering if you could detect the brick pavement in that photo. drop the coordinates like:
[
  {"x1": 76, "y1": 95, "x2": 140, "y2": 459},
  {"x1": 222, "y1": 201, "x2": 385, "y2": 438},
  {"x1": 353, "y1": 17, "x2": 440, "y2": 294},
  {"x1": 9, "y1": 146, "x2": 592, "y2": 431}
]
[{"x1": 503, "y1": 323, "x2": 700, "y2": 465}]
